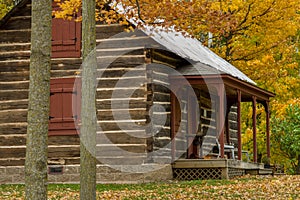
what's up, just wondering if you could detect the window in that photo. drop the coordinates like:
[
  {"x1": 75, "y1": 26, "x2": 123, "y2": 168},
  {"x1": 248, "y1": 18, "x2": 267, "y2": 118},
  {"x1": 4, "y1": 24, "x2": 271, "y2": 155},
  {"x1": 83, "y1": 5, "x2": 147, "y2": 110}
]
[
  {"x1": 49, "y1": 78, "x2": 81, "y2": 136},
  {"x1": 51, "y1": 2, "x2": 81, "y2": 58}
]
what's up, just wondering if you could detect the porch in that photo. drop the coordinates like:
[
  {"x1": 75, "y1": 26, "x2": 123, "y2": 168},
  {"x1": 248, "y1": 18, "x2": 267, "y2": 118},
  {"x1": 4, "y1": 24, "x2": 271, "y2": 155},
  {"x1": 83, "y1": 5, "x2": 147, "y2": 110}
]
[
  {"x1": 169, "y1": 70, "x2": 275, "y2": 180},
  {"x1": 172, "y1": 159, "x2": 272, "y2": 180}
]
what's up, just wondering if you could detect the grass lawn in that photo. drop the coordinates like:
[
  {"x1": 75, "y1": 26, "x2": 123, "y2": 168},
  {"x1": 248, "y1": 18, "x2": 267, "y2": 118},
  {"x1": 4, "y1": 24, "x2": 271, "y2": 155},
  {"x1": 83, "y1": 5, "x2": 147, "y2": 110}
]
[{"x1": 0, "y1": 175, "x2": 299, "y2": 199}]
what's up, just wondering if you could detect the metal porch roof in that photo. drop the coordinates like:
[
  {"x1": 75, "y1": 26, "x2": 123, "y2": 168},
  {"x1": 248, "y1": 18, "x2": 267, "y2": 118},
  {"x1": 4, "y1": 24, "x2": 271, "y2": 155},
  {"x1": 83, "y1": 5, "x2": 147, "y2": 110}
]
[{"x1": 141, "y1": 26, "x2": 255, "y2": 84}]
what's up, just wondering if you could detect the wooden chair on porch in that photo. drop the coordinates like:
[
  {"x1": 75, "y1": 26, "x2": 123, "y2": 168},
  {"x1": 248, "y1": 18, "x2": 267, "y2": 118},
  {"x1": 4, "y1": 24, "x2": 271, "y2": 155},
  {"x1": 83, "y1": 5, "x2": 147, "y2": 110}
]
[{"x1": 216, "y1": 139, "x2": 235, "y2": 160}]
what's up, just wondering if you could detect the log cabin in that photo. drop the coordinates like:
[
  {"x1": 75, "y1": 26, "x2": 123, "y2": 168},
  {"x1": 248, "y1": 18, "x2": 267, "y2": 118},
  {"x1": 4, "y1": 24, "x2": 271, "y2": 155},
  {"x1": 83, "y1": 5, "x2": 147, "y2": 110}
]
[{"x1": 0, "y1": 0, "x2": 275, "y2": 183}]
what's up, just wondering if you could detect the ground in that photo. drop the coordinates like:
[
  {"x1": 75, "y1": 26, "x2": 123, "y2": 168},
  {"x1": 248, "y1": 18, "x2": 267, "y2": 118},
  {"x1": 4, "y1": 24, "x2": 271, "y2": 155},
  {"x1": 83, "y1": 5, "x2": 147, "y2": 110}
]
[{"x1": 0, "y1": 175, "x2": 299, "y2": 199}]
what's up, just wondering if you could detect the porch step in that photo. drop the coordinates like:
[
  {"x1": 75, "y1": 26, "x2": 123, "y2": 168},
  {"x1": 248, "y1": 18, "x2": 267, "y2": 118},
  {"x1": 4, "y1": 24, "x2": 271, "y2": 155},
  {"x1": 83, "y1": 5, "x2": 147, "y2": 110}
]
[
  {"x1": 245, "y1": 168, "x2": 273, "y2": 175},
  {"x1": 259, "y1": 168, "x2": 273, "y2": 175}
]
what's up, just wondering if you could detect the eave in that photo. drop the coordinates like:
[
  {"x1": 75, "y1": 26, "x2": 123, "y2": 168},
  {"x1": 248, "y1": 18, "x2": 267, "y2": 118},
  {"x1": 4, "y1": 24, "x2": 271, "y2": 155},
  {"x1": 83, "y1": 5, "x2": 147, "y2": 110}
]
[{"x1": 170, "y1": 74, "x2": 275, "y2": 102}]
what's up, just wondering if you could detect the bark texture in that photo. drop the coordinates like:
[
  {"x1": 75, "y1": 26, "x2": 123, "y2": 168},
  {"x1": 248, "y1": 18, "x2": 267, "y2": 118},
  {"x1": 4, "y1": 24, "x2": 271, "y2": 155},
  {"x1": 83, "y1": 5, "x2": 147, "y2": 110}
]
[
  {"x1": 80, "y1": 0, "x2": 97, "y2": 199},
  {"x1": 24, "y1": 0, "x2": 52, "y2": 199},
  {"x1": 297, "y1": 155, "x2": 300, "y2": 175}
]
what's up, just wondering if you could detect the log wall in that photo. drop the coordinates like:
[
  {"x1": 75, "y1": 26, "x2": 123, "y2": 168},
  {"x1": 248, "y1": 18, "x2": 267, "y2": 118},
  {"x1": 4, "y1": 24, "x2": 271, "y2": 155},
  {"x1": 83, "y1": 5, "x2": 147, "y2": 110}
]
[
  {"x1": 95, "y1": 25, "x2": 149, "y2": 165},
  {"x1": 146, "y1": 63, "x2": 172, "y2": 163},
  {"x1": 0, "y1": 1, "x2": 151, "y2": 167},
  {"x1": 0, "y1": 1, "x2": 84, "y2": 166}
]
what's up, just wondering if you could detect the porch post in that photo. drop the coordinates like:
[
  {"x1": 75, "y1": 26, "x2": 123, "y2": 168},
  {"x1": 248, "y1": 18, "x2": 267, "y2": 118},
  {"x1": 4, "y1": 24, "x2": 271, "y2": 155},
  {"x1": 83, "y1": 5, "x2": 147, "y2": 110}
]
[
  {"x1": 266, "y1": 101, "x2": 271, "y2": 159},
  {"x1": 225, "y1": 104, "x2": 230, "y2": 144},
  {"x1": 237, "y1": 90, "x2": 242, "y2": 160},
  {"x1": 170, "y1": 91, "x2": 176, "y2": 162},
  {"x1": 252, "y1": 96, "x2": 257, "y2": 163},
  {"x1": 217, "y1": 84, "x2": 225, "y2": 158}
]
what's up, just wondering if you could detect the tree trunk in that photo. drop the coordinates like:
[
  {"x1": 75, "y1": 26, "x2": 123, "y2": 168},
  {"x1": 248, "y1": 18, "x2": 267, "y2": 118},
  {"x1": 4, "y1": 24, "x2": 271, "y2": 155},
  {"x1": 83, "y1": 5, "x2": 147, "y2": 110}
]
[
  {"x1": 25, "y1": 0, "x2": 52, "y2": 199},
  {"x1": 80, "y1": 0, "x2": 97, "y2": 199},
  {"x1": 296, "y1": 154, "x2": 300, "y2": 175}
]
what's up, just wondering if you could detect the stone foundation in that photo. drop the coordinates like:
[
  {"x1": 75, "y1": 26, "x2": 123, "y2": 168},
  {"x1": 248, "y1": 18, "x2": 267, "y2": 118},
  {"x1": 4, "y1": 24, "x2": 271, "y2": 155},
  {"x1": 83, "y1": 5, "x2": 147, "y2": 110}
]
[{"x1": 0, "y1": 164, "x2": 173, "y2": 184}]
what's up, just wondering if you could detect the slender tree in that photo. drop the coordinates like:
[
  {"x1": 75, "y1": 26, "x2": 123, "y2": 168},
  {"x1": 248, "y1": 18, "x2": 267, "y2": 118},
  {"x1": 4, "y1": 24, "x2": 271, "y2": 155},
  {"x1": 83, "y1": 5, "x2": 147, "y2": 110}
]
[
  {"x1": 24, "y1": 0, "x2": 52, "y2": 199},
  {"x1": 80, "y1": 0, "x2": 97, "y2": 199}
]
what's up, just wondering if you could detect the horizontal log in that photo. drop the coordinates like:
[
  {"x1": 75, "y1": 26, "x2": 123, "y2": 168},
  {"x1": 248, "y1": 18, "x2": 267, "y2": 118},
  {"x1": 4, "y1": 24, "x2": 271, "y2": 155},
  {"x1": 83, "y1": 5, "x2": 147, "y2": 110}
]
[
  {"x1": 149, "y1": 100, "x2": 171, "y2": 112},
  {"x1": 98, "y1": 131, "x2": 146, "y2": 144},
  {"x1": 151, "y1": 73, "x2": 170, "y2": 84},
  {"x1": 50, "y1": 70, "x2": 79, "y2": 78},
  {"x1": 0, "y1": 58, "x2": 80, "y2": 73},
  {"x1": 147, "y1": 63, "x2": 177, "y2": 74},
  {"x1": 97, "y1": 48, "x2": 144, "y2": 57},
  {"x1": 0, "y1": 42, "x2": 31, "y2": 53},
  {"x1": 150, "y1": 114, "x2": 171, "y2": 127},
  {"x1": 100, "y1": 68, "x2": 145, "y2": 78},
  {"x1": 63, "y1": 157, "x2": 80, "y2": 165},
  {"x1": 0, "y1": 71, "x2": 29, "y2": 81},
  {"x1": 0, "y1": 122, "x2": 27, "y2": 135},
  {"x1": 96, "y1": 24, "x2": 125, "y2": 39},
  {"x1": 0, "y1": 89, "x2": 28, "y2": 101},
  {"x1": 153, "y1": 138, "x2": 171, "y2": 149},
  {"x1": 5, "y1": 16, "x2": 31, "y2": 30},
  {"x1": 96, "y1": 156, "x2": 147, "y2": 165},
  {"x1": 0, "y1": 99, "x2": 28, "y2": 110},
  {"x1": 0, "y1": 146, "x2": 26, "y2": 158},
  {"x1": 0, "y1": 59, "x2": 29, "y2": 72},
  {"x1": 0, "y1": 134, "x2": 80, "y2": 146},
  {"x1": 0, "y1": 157, "x2": 81, "y2": 166},
  {"x1": 98, "y1": 121, "x2": 147, "y2": 132},
  {"x1": 96, "y1": 98, "x2": 147, "y2": 110},
  {"x1": 51, "y1": 58, "x2": 82, "y2": 70},
  {"x1": 0, "y1": 145, "x2": 80, "y2": 159},
  {"x1": 97, "y1": 56, "x2": 145, "y2": 68},
  {"x1": 97, "y1": 88, "x2": 146, "y2": 100},
  {"x1": 0, "y1": 81, "x2": 29, "y2": 90},
  {"x1": 152, "y1": 84, "x2": 170, "y2": 94},
  {"x1": 202, "y1": 127, "x2": 217, "y2": 136},
  {"x1": 48, "y1": 135, "x2": 80, "y2": 145},
  {"x1": 48, "y1": 146, "x2": 80, "y2": 158},
  {"x1": 200, "y1": 117, "x2": 216, "y2": 127},
  {"x1": 152, "y1": 128, "x2": 171, "y2": 138},
  {"x1": 0, "y1": 158, "x2": 25, "y2": 166},
  {"x1": 96, "y1": 144, "x2": 146, "y2": 156},
  {"x1": 0, "y1": 109, "x2": 27, "y2": 123},
  {"x1": 0, "y1": 50, "x2": 30, "y2": 61},
  {"x1": 97, "y1": 77, "x2": 146, "y2": 89},
  {"x1": 98, "y1": 109, "x2": 148, "y2": 121},
  {"x1": 200, "y1": 109, "x2": 214, "y2": 119},
  {"x1": 152, "y1": 92, "x2": 170, "y2": 102},
  {"x1": 151, "y1": 50, "x2": 188, "y2": 68},
  {"x1": 97, "y1": 37, "x2": 153, "y2": 49},
  {"x1": 96, "y1": 99, "x2": 147, "y2": 110},
  {"x1": 0, "y1": 29, "x2": 31, "y2": 43},
  {"x1": 0, "y1": 134, "x2": 26, "y2": 146}
]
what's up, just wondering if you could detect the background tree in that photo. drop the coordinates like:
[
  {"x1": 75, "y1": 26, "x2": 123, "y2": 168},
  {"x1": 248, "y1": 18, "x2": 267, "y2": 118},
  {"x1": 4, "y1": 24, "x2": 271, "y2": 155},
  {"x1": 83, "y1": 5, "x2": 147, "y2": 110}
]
[
  {"x1": 80, "y1": 0, "x2": 97, "y2": 199},
  {"x1": 24, "y1": 0, "x2": 52, "y2": 199},
  {"x1": 272, "y1": 104, "x2": 300, "y2": 174},
  {"x1": 0, "y1": 0, "x2": 14, "y2": 19}
]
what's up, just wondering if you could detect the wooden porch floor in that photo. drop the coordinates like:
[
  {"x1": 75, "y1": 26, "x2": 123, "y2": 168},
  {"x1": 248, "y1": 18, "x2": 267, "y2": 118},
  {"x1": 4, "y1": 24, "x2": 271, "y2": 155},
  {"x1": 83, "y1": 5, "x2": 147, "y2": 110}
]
[{"x1": 172, "y1": 159, "x2": 272, "y2": 180}]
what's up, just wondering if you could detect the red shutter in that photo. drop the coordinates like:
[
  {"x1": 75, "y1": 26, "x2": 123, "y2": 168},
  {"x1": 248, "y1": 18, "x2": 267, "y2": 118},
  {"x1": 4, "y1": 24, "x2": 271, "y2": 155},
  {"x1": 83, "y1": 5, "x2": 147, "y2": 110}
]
[
  {"x1": 51, "y1": 2, "x2": 81, "y2": 58},
  {"x1": 49, "y1": 78, "x2": 81, "y2": 136}
]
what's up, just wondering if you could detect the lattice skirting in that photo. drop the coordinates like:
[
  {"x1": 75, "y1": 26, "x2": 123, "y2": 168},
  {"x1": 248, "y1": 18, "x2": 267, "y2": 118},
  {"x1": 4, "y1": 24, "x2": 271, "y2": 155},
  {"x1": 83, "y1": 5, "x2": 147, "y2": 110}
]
[
  {"x1": 228, "y1": 168, "x2": 245, "y2": 179},
  {"x1": 173, "y1": 168, "x2": 222, "y2": 180}
]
